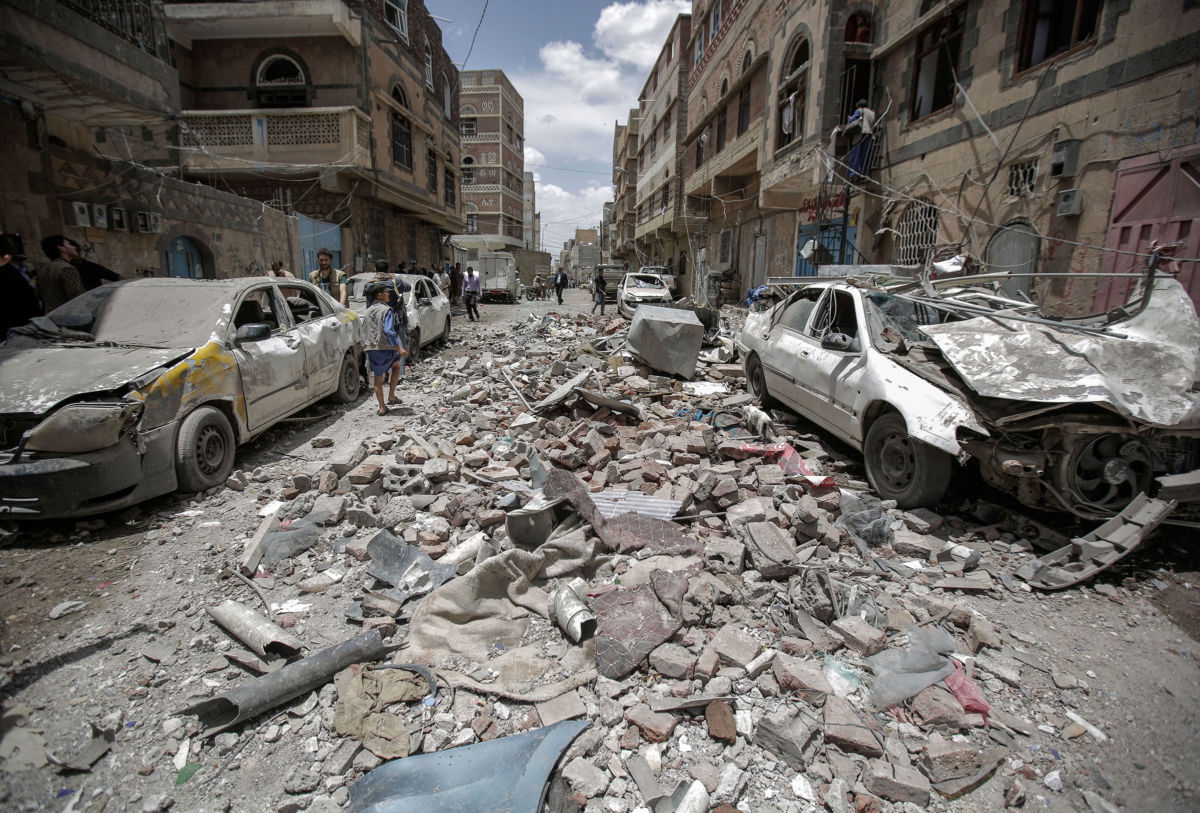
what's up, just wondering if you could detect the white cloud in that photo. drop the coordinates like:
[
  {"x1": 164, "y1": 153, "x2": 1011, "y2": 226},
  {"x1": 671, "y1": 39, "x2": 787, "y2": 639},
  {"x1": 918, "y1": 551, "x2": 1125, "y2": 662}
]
[
  {"x1": 536, "y1": 182, "x2": 612, "y2": 250},
  {"x1": 523, "y1": 145, "x2": 547, "y2": 169},
  {"x1": 594, "y1": 0, "x2": 690, "y2": 71}
]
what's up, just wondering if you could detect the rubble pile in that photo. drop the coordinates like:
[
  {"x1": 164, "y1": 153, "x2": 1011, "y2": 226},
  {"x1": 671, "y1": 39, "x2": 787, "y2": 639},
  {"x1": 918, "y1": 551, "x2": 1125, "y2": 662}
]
[{"x1": 0, "y1": 310, "x2": 1146, "y2": 813}]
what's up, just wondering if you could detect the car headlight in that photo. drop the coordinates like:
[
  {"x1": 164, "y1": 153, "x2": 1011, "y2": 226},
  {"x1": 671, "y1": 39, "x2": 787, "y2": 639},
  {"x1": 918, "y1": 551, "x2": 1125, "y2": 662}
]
[{"x1": 24, "y1": 402, "x2": 143, "y2": 454}]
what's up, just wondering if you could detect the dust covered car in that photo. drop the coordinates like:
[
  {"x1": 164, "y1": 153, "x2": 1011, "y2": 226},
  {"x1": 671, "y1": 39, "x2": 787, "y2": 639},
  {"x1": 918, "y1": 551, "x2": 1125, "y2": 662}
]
[
  {"x1": 737, "y1": 266, "x2": 1200, "y2": 521},
  {"x1": 0, "y1": 277, "x2": 362, "y2": 518},
  {"x1": 346, "y1": 272, "x2": 451, "y2": 363},
  {"x1": 617, "y1": 272, "x2": 673, "y2": 318}
]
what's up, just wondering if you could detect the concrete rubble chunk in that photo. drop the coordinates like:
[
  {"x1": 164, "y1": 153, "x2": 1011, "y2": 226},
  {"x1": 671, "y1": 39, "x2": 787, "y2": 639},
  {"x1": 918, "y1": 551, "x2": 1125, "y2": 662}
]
[
  {"x1": 910, "y1": 685, "x2": 969, "y2": 730},
  {"x1": 772, "y1": 653, "x2": 832, "y2": 703},
  {"x1": 705, "y1": 700, "x2": 737, "y2": 743},
  {"x1": 624, "y1": 704, "x2": 677, "y2": 743},
  {"x1": 752, "y1": 705, "x2": 819, "y2": 771},
  {"x1": 562, "y1": 756, "x2": 610, "y2": 799},
  {"x1": 710, "y1": 623, "x2": 761, "y2": 668},
  {"x1": 823, "y1": 695, "x2": 884, "y2": 757},
  {"x1": 831, "y1": 616, "x2": 886, "y2": 655},
  {"x1": 649, "y1": 643, "x2": 696, "y2": 680},
  {"x1": 865, "y1": 758, "x2": 931, "y2": 805},
  {"x1": 536, "y1": 689, "x2": 588, "y2": 726},
  {"x1": 743, "y1": 521, "x2": 799, "y2": 579},
  {"x1": 891, "y1": 527, "x2": 941, "y2": 558}
]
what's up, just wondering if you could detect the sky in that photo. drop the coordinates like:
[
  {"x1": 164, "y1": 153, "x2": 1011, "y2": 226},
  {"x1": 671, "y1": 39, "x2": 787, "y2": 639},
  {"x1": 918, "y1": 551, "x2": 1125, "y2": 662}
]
[{"x1": 429, "y1": 0, "x2": 691, "y2": 251}]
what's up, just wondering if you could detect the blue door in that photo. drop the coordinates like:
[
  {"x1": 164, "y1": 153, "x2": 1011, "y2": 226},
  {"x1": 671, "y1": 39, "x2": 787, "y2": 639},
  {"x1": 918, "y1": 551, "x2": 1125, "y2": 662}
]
[
  {"x1": 297, "y1": 214, "x2": 343, "y2": 281},
  {"x1": 795, "y1": 220, "x2": 857, "y2": 277},
  {"x1": 167, "y1": 236, "x2": 204, "y2": 278}
]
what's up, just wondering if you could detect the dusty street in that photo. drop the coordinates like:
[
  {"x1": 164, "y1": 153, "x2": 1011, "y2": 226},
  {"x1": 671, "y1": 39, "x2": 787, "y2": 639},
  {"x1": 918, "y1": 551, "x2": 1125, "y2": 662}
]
[{"x1": 2, "y1": 293, "x2": 1199, "y2": 813}]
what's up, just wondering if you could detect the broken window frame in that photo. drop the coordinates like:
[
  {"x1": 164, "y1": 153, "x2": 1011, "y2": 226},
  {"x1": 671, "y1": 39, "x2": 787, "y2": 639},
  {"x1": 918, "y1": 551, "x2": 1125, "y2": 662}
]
[
  {"x1": 383, "y1": 0, "x2": 409, "y2": 41},
  {"x1": 1016, "y1": 0, "x2": 1101, "y2": 73},
  {"x1": 909, "y1": 8, "x2": 965, "y2": 122},
  {"x1": 776, "y1": 38, "x2": 809, "y2": 151}
]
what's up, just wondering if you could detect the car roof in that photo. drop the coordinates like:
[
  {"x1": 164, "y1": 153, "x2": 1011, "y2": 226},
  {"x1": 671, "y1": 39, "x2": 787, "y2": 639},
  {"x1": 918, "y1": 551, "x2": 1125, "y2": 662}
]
[{"x1": 113, "y1": 277, "x2": 303, "y2": 293}]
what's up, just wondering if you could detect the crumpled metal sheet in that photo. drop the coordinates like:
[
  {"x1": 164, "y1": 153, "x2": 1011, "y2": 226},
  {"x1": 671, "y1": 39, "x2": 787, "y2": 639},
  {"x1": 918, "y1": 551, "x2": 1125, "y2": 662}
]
[
  {"x1": 545, "y1": 469, "x2": 701, "y2": 556},
  {"x1": 920, "y1": 277, "x2": 1200, "y2": 428},
  {"x1": 592, "y1": 583, "x2": 683, "y2": 679},
  {"x1": 590, "y1": 490, "x2": 683, "y2": 521},
  {"x1": 0, "y1": 345, "x2": 189, "y2": 415},
  {"x1": 626, "y1": 305, "x2": 704, "y2": 379},
  {"x1": 346, "y1": 719, "x2": 589, "y2": 813},
  {"x1": 366, "y1": 530, "x2": 459, "y2": 605}
]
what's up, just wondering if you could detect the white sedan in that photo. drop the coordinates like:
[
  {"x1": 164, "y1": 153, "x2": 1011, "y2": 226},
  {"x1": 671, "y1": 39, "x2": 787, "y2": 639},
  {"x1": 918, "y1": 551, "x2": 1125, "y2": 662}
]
[
  {"x1": 617, "y1": 273, "x2": 673, "y2": 318},
  {"x1": 347, "y1": 273, "x2": 451, "y2": 362}
]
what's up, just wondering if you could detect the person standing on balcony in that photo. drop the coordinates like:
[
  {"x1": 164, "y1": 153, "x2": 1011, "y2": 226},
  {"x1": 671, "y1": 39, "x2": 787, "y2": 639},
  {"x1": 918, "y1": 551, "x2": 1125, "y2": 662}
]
[{"x1": 311, "y1": 247, "x2": 348, "y2": 306}]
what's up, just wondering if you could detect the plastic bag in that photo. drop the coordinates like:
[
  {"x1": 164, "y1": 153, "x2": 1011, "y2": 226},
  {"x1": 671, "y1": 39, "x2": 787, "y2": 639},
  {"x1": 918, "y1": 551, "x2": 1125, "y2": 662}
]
[
  {"x1": 867, "y1": 626, "x2": 957, "y2": 709},
  {"x1": 260, "y1": 518, "x2": 324, "y2": 563},
  {"x1": 837, "y1": 490, "x2": 893, "y2": 548}
]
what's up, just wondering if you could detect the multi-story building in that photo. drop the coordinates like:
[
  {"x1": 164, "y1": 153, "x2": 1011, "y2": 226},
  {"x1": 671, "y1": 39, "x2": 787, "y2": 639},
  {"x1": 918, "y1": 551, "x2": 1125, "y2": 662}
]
[
  {"x1": 633, "y1": 14, "x2": 693, "y2": 291},
  {"x1": 601, "y1": 201, "x2": 616, "y2": 263},
  {"x1": 680, "y1": 0, "x2": 774, "y2": 304},
  {"x1": 571, "y1": 228, "x2": 601, "y2": 281},
  {"x1": 611, "y1": 111, "x2": 639, "y2": 266},
  {"x1": 0, "y1": 0, "x2": 299, "y2": 278},
  {"x1": 458, "y1": 69, "x2": 525, "y2": 247},
  {"x1": 522, "y1": 170, "x2": 538, "y2": 249},
  {"x1": 166, "y1": 0, "x2": 461, "y2": 277}
]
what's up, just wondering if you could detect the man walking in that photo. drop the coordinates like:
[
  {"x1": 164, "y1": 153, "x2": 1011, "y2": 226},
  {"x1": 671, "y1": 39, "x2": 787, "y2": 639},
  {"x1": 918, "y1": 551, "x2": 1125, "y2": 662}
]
[
  {"x1": 462, "y1": 266, "x2": 482, "y2": 321},
  {"x1": 37, "y1": 234, "x2": 86, "y2": 312},
  {"x1": 591, "y1": 269, "x2": 607, "y2": 315},
  {"x1": 311, "y1": 248, "x2": 348, "y2": 305},
  {"x1": 553, "y1": 267, "x2": 568, "y2": 305},
  {"x1": 434, "y1": 264, "x2": 450, "y2": 294}
]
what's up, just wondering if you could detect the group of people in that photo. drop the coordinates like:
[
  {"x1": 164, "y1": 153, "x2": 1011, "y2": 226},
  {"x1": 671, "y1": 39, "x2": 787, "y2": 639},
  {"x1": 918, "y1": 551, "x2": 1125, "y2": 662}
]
[{"x1": 0, "y1": 233, "x2": 121, "y2": 339}]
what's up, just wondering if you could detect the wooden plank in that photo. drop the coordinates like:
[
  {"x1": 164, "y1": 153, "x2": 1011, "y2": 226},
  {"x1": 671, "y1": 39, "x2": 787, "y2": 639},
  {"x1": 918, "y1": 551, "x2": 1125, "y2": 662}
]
[{"x1": 237, "y1": 507, "x2": 283, "y2": 576}]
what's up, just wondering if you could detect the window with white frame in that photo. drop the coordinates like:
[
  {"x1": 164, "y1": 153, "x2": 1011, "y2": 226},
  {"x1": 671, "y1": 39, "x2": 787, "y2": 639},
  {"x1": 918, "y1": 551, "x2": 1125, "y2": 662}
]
[
  {"x1": 466, "y1": 214, "x2": 478, "y2": 233},
  {"x1": 776, "y1": 38, "x2": 809, "y2": 150},
  {"x1": 710, "y1": 0, "x2": 722, "y2": 38},
  {"x1": 892, "y1": 201, "x2": 939, "y2": 265},
  {"x1": 424, "y1": 43, "x2": 433, "y2": 88},
  {"x1": 383, "y1": 0, "x2": 408, "y2": 40},
  {"x1": 460, "y1": 118, "x2": 476, "y2": 135}
]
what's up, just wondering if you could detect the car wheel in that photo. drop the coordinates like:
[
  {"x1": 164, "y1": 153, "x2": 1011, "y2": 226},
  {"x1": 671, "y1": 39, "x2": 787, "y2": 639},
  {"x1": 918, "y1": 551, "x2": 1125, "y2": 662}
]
[
  {"x1": 406, "y1": 329, "x2": 421, "y2": 364},
  {"x1": 745, "y1": 353, "x2": 779, "y2": 409},
  {"x1": 863, "y1": 411, "x2": 951, "y2": 508},
  {"x1": 438, "y1": 317, "x2": 451, "y2": 346},
  {"x1": 333, "y1": 351, "x2": 361, "y2": 403},
  {"x1": 176, "y1": 406, "x2": 235, "y2": 492}
]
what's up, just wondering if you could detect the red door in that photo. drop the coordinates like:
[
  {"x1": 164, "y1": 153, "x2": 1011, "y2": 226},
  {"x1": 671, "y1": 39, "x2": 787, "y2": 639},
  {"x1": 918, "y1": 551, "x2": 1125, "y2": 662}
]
[{"x1": 1096, "y1": 145, "x2": 1200, "y2": 312}]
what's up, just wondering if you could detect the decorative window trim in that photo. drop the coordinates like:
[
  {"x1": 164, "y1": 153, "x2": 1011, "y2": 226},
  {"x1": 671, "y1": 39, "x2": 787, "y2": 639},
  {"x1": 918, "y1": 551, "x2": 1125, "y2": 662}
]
[
  {"x1": 893, "y1": 200, "x2": 939, "y2": 265},
  {"x1": 383, "y1": 0, "x2": 409, "y2": 42}
]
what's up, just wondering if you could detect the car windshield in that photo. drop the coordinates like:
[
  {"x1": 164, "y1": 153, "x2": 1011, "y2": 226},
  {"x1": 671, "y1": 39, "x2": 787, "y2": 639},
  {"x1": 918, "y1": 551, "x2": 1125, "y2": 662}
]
[
  {"x1": 628, "y1": 275, "x2": 664, "y2": 288},
  {"x1": 46, "y1": 283, "x2": 232, "y2": 347},
  {"x1": 863, "y1": 291, "x2": 954, "y2": 345}
]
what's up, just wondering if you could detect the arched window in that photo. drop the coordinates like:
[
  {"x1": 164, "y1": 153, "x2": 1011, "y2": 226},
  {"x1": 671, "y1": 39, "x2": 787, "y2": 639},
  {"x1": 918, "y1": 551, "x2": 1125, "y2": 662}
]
[
  {"x1": 845, "y1": 12, "x2": 872, "y2": 43},
  {"x1": 741, "y1": 50, "x2": 752, "y2": 76},
  {"x1": 254, "y1": 54, "x2": 309, "y2": 108},
  {"x1": 893, "y1": 200, "x2": 940, "y2": 265},
  {"x1": 424, "y1": 43, "x2": 433, "y2": 88},
  {"x1": 776, "y1": 38, "x2": 808, "y2": 150},
  {"x1": 390, "y1": 84, "x2": 412, "y2": 170}
]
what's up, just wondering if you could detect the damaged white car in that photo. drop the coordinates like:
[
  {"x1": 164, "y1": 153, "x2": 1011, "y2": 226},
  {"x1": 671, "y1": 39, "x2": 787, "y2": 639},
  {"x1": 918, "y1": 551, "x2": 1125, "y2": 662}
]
[
  {"x1": 617, "y1": 272, "x2": 673, "y2": 318},
  {"x1": 738, "y1": 265, "x2": 1200, "y2": 523},
  {"x1": 0, "y1": 278, "x2": 363, "y2": 519}
]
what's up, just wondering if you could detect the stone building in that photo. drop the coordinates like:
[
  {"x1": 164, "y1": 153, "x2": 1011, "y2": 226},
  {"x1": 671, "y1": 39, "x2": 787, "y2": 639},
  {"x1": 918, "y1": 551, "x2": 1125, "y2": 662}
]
[
  {"x1": 0, "y1": 0, "x2": 295, "y2": 279},
  {"x1": 633, "y1": 13, "x2": 694, "y2": 291},
  {"x1": 166, "y1": 0, "x2": 461, "y2": 278},
  {"x1": 611, "y1": 111, "x2": 639, "y2": 266},
  {"x1": 458, "y1": 69, "x2": 525, "y2": 248},
  {"x1": 522, "y1": 170, "x2": 539, "y2": 249}
]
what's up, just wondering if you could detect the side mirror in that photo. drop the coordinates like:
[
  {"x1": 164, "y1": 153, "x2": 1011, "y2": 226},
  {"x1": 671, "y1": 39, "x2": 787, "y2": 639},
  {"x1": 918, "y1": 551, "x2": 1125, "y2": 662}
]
[
  {"x1": 417, "y1": 297, "x2": 432, "y2": 307},
  {"x1": 235, "y1": 323, "x2": 271, "y2": 344},
  {"x1": 821, "y1": 332, "x2": 854, "y2": 351}
]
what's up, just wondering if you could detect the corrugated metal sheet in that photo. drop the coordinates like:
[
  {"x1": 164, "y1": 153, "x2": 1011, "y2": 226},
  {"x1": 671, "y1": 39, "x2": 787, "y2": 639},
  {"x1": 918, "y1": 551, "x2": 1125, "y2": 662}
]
[{"x1": 590, "y1": 490, "x2": 682, "y2": 521}]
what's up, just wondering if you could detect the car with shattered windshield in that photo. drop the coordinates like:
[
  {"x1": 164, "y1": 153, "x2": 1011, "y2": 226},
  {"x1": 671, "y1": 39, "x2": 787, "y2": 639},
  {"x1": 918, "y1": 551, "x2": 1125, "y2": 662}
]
[
  {"x1": 737, "y1": 264, "x2": 1200, "y2": 523},
  {"x1": 345, "y1": 272, "x2": 451, "y2": 363},
  {"x1": 617, "y1": 272, "x2": 673, "y2": 318},
  {"x1": 0, "y1": 277, "x2": 363, "y2": 518}
]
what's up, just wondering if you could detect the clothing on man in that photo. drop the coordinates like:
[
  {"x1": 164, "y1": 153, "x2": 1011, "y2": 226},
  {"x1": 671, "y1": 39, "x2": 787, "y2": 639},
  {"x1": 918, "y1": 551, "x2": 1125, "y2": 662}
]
[
  {"x1": 36, "y1": 234, "x2": 85, "y2": 313},
  {"x1": 591, "y1": 271, "x2": 607, "y2": 315},
  {"x1": 0, "y1": 234, "x2": 40, "y2": 339},
  {"x1": 553, "y1": 268, "x2": 568, "y2": 304},
  {"x1": 434, "y1": 267, "x2": 449, "y2": 293},
  {"x1": 462, "y1": 266, "x2": 482, "y2": 321},
  {"x1": 66, "y1": 240, "x2": 120, "y2": 291},
  {"x1": 363, "y1": 282, "x2": 407, "y2": 415},
  {"x1": 311, "y1": 247, "x2": 348, "y2": 305}
]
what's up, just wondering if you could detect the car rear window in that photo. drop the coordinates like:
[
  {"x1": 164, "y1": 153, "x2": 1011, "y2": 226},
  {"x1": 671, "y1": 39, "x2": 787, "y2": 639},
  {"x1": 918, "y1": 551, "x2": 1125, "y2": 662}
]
[{"x1": 47, "y1": 283, "x2": 234, "y2": 347}]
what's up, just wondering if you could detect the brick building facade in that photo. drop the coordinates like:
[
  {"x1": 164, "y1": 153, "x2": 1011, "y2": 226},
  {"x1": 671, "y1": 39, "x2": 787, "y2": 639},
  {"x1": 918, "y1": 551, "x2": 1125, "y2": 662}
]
[{"x1": 458, "y1": 69, "x2": 525, "y2": 248}]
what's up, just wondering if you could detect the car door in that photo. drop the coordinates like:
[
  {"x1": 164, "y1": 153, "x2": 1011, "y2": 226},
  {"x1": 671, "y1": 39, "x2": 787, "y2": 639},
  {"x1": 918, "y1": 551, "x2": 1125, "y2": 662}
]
[
  {"x1": 795, "y1": 287, "x2": 871, "y2": 442},
  {"x1": 230, "y1": 285, "x2": 309, "y2": 431},
  {"x1": 757, "y1": 288, "x2": 824, "y2": 414},
  {"x1": 284, "y1": 282, "x2": 350, "y2": 399}
]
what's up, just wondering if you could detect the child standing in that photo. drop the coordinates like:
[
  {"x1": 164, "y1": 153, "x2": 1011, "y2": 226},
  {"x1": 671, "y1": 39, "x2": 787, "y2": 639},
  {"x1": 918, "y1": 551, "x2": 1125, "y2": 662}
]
[{"x1": 362, "y1": 283, "x2": 407, "y2": 415}]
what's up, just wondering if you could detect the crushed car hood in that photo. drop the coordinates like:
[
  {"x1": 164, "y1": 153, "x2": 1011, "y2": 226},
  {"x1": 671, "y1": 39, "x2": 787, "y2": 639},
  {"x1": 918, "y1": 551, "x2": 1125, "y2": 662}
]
[
  {"x1": 0, "y1": 345, "x2": 191, "y2": 416},
  {"x1": 919, "y1": 278, "x2": 1200, "y2": 428}
]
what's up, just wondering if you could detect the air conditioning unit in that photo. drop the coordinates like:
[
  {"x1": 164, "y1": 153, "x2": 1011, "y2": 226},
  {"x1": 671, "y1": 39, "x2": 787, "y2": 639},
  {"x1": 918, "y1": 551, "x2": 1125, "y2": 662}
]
[
  {"x1": 1057, "y1": 188, "x2": 1083, "y2": 217},
  {"x1": 136, "y1": 211, "x2": 163, "y2": 233},
  {"x1": 109, "y1": 207, "x2": 128, "y2": 231},
  {"x1": 63, "y1": 201, "x2": 91, "y2": 227},
  {"x1": 90, "y1": 204, "x2": 109, "y2": 230},
  {"x1": 150, "y1": 212, "x2": 163, "y2": 233},
  {"x1": 1049, "y1": 139, "x2": 1081, "y2": 179}
]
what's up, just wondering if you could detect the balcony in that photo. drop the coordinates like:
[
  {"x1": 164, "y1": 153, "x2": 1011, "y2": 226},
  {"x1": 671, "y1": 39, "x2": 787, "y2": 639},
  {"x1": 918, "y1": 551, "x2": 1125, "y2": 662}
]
[
  {"x1": 180, "y1": 107, "x2": 370, "y2": 174},
  {"x1": 462, "y1": 133, "x2": 501, "y2": 144},
  {"x1": 164, "y1": 0, "x2": 360, "y2": 48}
]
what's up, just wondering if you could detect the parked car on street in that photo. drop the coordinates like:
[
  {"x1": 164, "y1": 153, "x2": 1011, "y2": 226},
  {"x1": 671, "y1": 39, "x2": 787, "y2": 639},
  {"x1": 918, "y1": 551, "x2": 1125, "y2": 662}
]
[
  {"x1": 638, "y1": 265, "x2": 680, "y2": 296},
  {"x1": 617, "y1": 272, "x2": 673, "y2": 318},
  {"x1": 346, "y1": 272, "x2": 451, "y2": 363},
  {"x1": 737, "y1": 267, "x2": 1200, "y2": 520},
  {"x1": 0, "y1": 277, "x2": 363, "y2": 519}
]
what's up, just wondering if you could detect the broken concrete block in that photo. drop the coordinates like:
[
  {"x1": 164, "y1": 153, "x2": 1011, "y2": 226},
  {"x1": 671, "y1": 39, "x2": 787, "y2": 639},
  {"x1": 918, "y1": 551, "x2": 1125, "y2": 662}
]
[
  {"x1": 624, "y1": 704, "x2": 677, "y2": 742},
  {"x1": 536, "y1": 690, "x2": 588, "y2": 726},
  {"x1": 903, "y1": 507, "x2": 944, "y2": 533},
  {"x1": 967, "y1": 616, "x2": 1001, "y2": 652},
  {"x1": 891, "y1": 527, "x2": 941, "y2": 558},
  {"x1": 919, "y1": 741, "x2": 983, "y2": 783},
  {"x1": 421, "y1": 458, "x2": 454, "y2": 483},
  {"x1": 726, "y1": 497, "x2": 773, "y2": 528},
  {"x1": 475, "y1": 508, "x2": 506, "y2": 529},
  {"x1": 772, "y1": 654, "x2": 832, "y2": 703},
  {"x1": 910, "y1": 685, "x2": 968, "y2": 730},
  {"x1": 823, "y1": 696, "x2": 884, "y2": 757},
  {"x1": 347, "y1": 456, "x2": 387, "y2": 485},
  {"x1": 743, "y1": 522, "x2": 798, "y2": 580},
  {"x1": 649, "y1": 643, "x2": 696, "y2": 680},
  {"x1": 309, "y1": 494, "x2": 347, "y2": 525},
  {"x1": 752, "y1": 705, "x2": 819, "y2": 771},
  {"x1": 695, "y1": 646, "x2": 720, "y2": 679},
  {"x1": 705, "y1": 700, "x2": 737, "y2": 743},
  {"x1": 865, "y1": 759, "x2": 931, "y2": 805},
  {"x1": 831, "y1": 616, "x2": 886, "y2": 655},
  {"x1": 710, "y1": 623, "x2": 761, "y2": 668},
  {"x1": 562, "y1": 756, "x2": 609, "y2": 798}
]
